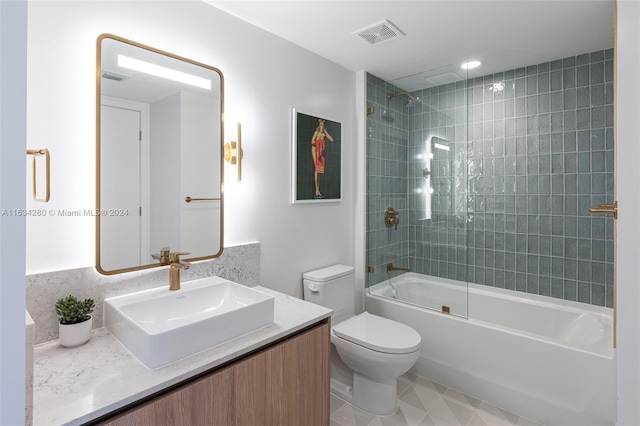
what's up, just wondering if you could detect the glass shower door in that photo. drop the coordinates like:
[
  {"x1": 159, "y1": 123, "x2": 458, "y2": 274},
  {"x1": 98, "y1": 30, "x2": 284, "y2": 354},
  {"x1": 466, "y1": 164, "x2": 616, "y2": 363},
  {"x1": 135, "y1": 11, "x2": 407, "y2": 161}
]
[{"x1": 365, "y1": 74, "x2": 469, "y2": 318}]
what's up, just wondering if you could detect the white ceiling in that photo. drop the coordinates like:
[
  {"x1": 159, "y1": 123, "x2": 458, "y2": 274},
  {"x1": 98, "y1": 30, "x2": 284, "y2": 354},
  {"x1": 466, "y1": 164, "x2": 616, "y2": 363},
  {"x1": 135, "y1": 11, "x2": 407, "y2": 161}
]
[{"x1": 204, "y1": 0, "x2": 614, "y2": 91}]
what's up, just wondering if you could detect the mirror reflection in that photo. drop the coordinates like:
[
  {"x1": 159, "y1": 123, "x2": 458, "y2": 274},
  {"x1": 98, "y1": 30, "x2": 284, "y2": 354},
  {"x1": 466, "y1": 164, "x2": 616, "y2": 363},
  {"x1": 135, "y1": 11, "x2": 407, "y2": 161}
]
[{"x1": 97, "y1": 34, "x2": 224, "y2": 274}]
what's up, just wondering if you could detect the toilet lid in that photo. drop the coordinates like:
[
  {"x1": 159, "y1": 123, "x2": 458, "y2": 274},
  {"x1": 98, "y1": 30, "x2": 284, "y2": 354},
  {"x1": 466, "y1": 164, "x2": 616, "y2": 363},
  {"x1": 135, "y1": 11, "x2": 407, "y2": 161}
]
[{"x1": 333, "y1": 312, "x2": 421, "y2": 354}]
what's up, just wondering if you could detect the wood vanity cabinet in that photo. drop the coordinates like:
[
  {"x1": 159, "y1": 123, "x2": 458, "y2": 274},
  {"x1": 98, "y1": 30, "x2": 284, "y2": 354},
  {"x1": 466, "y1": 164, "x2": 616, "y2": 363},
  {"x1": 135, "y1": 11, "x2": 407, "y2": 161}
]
[{"x1": 97, "y1": 320, "x2": 330, "y2": 426}]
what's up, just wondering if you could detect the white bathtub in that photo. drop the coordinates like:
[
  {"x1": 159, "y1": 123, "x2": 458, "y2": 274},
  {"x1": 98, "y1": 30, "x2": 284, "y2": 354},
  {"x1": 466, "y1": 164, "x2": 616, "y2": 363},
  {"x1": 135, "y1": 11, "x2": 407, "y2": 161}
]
[{"x1": 366, "y1": 273, "x2": 616, "y2": 426}]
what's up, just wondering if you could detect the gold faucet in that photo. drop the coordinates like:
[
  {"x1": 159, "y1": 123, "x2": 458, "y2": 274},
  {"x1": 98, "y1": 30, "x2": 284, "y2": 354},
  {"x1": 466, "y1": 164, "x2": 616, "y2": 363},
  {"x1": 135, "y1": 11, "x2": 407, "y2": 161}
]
[
  {"x1": 169, "y1": 252, "x2": 191, "y2": 291},
  {"x1": 152, "y1": 247, "x2": 171, "y2": 265},
  {"x1": 387, "y1": 263, "x2": 411, "y2": 274}
]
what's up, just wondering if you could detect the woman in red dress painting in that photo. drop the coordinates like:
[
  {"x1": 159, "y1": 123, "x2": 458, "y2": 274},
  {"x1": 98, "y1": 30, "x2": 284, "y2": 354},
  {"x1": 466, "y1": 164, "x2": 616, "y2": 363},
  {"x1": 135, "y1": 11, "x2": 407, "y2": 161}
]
[{"x1": 311, "y1": 118, "x2": 334, "y2": 199}]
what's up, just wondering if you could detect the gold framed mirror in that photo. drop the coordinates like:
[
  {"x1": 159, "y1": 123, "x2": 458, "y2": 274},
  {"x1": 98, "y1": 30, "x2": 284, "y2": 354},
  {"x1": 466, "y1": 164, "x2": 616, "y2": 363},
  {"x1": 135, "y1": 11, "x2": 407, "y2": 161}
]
[{"x1": 96, "y1": 34, "x2": 224, "y2": 275}]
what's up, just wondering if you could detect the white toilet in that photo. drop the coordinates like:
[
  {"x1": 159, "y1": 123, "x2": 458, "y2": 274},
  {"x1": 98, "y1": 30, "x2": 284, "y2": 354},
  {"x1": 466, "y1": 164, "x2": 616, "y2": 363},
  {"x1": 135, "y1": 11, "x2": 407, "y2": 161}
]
[{"x1": 303, "y1": 264, "x2": 421, "y2": 415}]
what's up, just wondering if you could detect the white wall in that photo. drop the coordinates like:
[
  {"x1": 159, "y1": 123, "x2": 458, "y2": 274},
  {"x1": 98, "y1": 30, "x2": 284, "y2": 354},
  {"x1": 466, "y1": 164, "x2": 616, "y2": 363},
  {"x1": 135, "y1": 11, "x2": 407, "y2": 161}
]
[
  {"x1": 616, "y1": 0, "x2": 640, "y2": 423},
  {"x1": 26, "y1": 1, "x2": 356, "y2": 296},
  {"x1": 0, "y1": 0, "x2": 27, "y2": 423}
]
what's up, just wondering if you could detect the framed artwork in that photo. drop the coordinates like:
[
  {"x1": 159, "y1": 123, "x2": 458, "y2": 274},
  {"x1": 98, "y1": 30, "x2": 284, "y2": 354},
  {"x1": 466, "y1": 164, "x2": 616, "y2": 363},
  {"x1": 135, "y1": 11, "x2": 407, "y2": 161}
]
[{"x1": 291, "y1": 109, "x2": 342, "y2": 203}]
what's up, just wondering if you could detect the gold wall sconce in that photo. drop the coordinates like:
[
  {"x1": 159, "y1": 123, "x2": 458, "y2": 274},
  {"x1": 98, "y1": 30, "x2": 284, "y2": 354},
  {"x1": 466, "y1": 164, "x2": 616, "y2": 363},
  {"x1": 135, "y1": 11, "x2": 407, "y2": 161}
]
[
  {"x1": 26, "y1": 148, "x2": 50, "y2": 202},
  {"x1": 224, "y1": 122, "x2": 243, "y2": 181}
]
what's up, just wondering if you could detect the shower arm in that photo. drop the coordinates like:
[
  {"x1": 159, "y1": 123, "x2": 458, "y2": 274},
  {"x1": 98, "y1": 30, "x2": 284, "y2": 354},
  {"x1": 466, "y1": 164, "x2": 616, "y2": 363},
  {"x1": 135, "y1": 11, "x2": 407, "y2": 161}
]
[
  {"x1": 387, "y1": 91, "x2": 418, "y2": 103},
  {"x1": 387, "y1": 91, "x2": 409, "y2": 100}
]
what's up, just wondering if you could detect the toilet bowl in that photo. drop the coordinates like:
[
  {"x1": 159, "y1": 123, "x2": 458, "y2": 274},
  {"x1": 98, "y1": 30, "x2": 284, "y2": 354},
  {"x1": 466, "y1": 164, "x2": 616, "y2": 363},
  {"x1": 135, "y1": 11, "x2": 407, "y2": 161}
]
[
  {"x1": 331, "y1": 312, "x2": 420, "y2": 414},
  {"x1": 302, "y1": 265, "x2": 421, "y2": 415}
]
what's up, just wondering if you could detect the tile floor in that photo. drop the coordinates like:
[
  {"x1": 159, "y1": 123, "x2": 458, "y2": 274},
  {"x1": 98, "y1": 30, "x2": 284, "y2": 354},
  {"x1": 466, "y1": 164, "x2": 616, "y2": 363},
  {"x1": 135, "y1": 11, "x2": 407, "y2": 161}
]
[{"x1": 330, "y1": 372, "x2": 545, "y2": 426}]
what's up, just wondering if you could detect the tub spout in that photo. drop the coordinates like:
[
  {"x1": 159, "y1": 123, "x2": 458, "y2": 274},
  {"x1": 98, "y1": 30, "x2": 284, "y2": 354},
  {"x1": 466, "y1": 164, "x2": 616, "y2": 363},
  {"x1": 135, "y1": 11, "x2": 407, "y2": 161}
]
[{"x1": 387, "y1": 263, "x2": 410, "y2": 274}]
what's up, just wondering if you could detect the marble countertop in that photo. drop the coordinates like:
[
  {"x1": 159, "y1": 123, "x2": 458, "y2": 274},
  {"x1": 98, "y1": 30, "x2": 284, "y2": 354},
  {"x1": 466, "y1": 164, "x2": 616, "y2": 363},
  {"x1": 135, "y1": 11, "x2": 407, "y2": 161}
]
[{"x1": 33, "y1": 287, "x2": 332, "y2": 426}]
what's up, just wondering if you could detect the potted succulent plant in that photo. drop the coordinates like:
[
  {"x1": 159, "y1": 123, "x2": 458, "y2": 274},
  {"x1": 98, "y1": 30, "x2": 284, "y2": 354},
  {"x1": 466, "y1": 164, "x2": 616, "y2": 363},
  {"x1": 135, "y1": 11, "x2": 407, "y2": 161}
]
[{"x1": 55, "y1": 295, "x2": 95, "y2": 347}]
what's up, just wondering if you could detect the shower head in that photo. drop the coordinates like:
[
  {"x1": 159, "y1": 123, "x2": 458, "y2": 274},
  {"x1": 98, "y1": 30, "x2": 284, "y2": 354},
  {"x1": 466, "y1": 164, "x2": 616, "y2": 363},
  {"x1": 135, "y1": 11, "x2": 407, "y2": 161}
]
[
  {"x1": 405, "y1": 95, "x2": 420, "y2": 108},
  {"x1": 387, "y1": 91, "x2": 420, "y2": 108}
]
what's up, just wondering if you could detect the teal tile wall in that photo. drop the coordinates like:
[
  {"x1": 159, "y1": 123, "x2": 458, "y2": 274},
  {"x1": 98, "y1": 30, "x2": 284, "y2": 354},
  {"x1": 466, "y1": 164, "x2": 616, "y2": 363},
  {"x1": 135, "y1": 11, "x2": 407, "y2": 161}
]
[
  {"x1": 366, "y1": 49, "x2": 614, "y2": 308},
  {"x1": 366, "y1": 75, "x2": 411, "y2": 286}
]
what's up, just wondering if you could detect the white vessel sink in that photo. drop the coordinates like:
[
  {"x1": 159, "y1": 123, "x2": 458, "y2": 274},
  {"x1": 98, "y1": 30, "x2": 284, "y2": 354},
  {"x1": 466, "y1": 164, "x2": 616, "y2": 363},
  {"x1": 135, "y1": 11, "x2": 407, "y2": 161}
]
[{"x1": 104, "y1": 276, "x2": 274, "y2": 369}]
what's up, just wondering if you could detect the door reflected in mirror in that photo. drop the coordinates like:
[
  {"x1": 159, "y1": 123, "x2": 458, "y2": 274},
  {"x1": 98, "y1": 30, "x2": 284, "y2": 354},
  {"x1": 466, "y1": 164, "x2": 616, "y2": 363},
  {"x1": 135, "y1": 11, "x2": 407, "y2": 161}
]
[{"x1": 97, "y1": 34, "x2": 224, "y2": 274}]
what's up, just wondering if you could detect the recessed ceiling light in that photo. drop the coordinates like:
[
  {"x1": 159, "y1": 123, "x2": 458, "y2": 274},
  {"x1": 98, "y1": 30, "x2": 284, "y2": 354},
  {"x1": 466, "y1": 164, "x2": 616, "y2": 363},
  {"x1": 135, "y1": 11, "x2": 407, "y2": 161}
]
[{"x1": 461, "y1": 60, "x2": 482, "y2": 70}]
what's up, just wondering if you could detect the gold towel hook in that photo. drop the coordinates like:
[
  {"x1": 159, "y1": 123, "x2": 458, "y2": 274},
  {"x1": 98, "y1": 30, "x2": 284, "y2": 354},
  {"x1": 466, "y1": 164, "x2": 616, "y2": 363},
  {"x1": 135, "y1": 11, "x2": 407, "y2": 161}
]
[{"x1": 26, "y1": 148, "x2": 50, "y2": 202}]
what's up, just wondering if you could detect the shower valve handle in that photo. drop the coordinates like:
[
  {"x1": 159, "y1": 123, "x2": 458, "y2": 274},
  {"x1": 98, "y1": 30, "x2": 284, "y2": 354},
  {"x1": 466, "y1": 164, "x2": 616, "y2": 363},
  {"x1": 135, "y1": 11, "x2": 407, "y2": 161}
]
[{"x1": 385, "y1": 207, "x2": 400, "y2": 230}]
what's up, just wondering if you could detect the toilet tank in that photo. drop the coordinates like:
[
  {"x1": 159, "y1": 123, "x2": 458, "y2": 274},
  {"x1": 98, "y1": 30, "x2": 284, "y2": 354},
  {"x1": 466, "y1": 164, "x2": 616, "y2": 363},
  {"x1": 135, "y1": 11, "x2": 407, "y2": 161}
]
[{"x1": 303, "y1": 264, "x2": 355, "y2": 325}]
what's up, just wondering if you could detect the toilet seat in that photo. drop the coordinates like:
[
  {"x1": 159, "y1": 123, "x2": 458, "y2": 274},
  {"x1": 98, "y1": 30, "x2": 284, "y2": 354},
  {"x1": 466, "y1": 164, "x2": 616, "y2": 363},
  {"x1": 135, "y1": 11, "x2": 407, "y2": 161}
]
[{"x1": 333, "y1": 312, "x2": 421, "y2": 354}]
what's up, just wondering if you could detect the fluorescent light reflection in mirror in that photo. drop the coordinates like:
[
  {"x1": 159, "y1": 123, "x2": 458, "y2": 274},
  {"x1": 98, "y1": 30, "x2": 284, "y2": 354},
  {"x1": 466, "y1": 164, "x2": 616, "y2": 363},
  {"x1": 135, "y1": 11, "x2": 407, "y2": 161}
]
[
  {"x1": 423, "y1": 140, "x2": 432, "y2": 220},
  {"x1": 489, "y1": 81, "x2": 505, "y2": 92},
  {"x1": 424, "y1": 137, "x2": 452, "y2": 220},
  {"x1": 117, "y1": 54, "x2": 212, "y2": 90},
  {"x1": 434, "y1": 142, "x2": 450, "y2": 152}
]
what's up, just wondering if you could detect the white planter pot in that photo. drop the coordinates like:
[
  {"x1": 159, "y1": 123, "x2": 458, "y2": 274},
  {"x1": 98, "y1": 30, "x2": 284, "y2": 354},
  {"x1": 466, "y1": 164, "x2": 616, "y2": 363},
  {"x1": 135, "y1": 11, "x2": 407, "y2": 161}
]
[{"x1": 59, "y1": 317, "x2": 93, "y2": 348}]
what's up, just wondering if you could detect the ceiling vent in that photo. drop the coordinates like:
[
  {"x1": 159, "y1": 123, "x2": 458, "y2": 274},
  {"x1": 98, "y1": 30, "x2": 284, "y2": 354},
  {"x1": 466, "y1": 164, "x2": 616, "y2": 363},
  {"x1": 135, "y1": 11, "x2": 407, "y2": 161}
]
[
  {"x1": 101, "y1": 70, "x2": 129, "y2": 82},
  {"x1": 353, "y1": 20, "x2": 404, "y2": 46}
]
